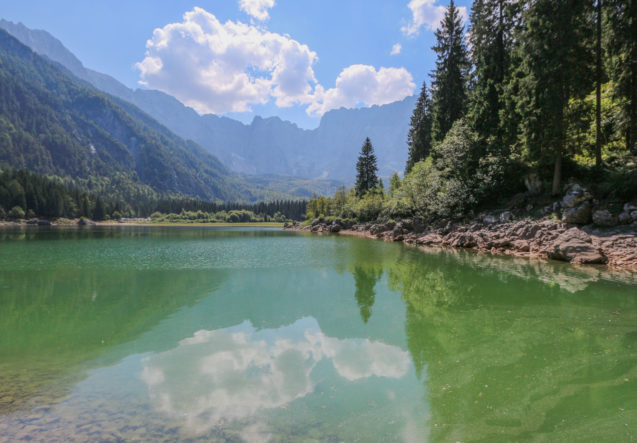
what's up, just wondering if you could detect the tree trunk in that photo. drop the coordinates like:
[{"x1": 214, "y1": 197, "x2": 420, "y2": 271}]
[{"x1": 552, "y1": 151, "x2": 562, "y2": 196}]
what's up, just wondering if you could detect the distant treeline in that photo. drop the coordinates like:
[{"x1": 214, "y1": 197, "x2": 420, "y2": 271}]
[{"x1": 0, "y1": 169, "x2": 307, "y2": 221}]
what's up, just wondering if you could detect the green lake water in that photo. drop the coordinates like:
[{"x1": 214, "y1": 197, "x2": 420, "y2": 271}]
[{"x1": 0, "y1": 226, "x2": 636, "y2": 442}]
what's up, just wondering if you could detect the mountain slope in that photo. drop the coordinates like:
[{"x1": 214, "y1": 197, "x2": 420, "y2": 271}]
[
  {"x1": 0, "y1": 28, "x2": 251, "y2": 201},
  {"x1": 0, "y1": 20, "x2": 414, "y2": 182}
]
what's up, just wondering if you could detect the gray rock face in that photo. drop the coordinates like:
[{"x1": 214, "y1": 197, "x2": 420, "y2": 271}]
[
  {"x1": 561, "y1": 183, "x2": 592, "y2": 209},
  {"x1": 550, "y1": 228, "x2": 606, "y2": 264},
  {"x1": 592, "y1": 210, "x2": 617, "y2": 227},
  {"x1": 619, "y1": 212, "x2": 632, "y2": 224},
  {"x1": 500, "y1": 211, "x2": 513, "y2": 223},
  {"x1": 562, "y1": 201, "x2": 592, "y2": 224}
]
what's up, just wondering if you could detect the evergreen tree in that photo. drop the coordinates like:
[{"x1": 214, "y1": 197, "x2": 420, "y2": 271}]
[
  {"x1": 430, "y1": 0, "x2": 470, "y2": 144},
  {"x1": 93, "y1": 196, "x2": 106, "y2": 221},
  {"x1": 406, "y1": 81, "x2": 433, "y2": 174},
  {"x1": 355, "y1": 137, "x2": 379, "y2": 197},
  {"x1": 468, "y1": 0, "x2": 518, "y2": 151},
  {"x1": 606, "y1": 0, "x2": 637, "y2": 154},
  {"x1": 516, "y1": 0, "x2": 594, "y2": 195}
]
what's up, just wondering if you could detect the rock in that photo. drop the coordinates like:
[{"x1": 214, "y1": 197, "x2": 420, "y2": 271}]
[
  {"x1": 412, "y1": 219, "x2": 425, "y2": 233},
  {"x1": 26, "y1": 219, "x2": 37, "y2": 225},
  {"x1": 553, "y1": 201, "x2": 561, "y2": 212},
  {"x1": 624, "y1": 202, "x2": 637, "y2": 213},
  {"x1": 311, "y1": 218, "x2": 321, "y2": 227},
  {"x1": 592, "y1": 209, "x2": 617, "y2": 227},
  {"x1": 483, "y1": 215, "x2": 498, "y2": 224},
  {"x1": 37, "y1": 219, "x2": 51, "y2": 226},
  {"x1": 524, "y1": 173, "x2": 543, "y2": 194},
  {"x1": 526, "y1": 204, "x2": 534, "y2": 212},
  {"x1": 562, "y1": 183, "x2": 592, "y2": 208},
  {"x1": 618, "y1": 212, "x2": 632, "y2": 224},
  {"x1": 512, "y1": 240, "x2": 530, "y2": 252},
  {"x1": 329, "y1": 224, "x2": 341, "y2": 233},
  {"x1": 632, "y1": 211, "x2": 637, "y2": 222},
  {"x1": 77, "y1": 218, "x2": 95, "y2": 226},
  {"x1": 500, "y1": 211, "x2": 513, "y2": 223},
  {"x1": 416, "y1": 233, "x2": 443, "y2": 245},
  {"x1": 550, "y1": 228, "x2": 606, "y2": 264},
  {"x1": 562, "y1": 201, "x2": 592, "y2": 224}
]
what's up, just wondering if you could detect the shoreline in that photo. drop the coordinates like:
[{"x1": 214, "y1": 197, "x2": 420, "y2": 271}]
[
  {"x1": 0, "y1": 220, "x2": 285, "y2": 228},
  {"x1": 286, "y1": 218, "x2": 637, "y2": 272}
]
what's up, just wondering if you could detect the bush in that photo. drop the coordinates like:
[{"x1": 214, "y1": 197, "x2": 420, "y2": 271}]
[{"x1": 8, "y1": 206, "x2": 25, "y2": 219}]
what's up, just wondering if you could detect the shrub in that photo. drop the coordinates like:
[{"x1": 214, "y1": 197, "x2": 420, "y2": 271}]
[{"x1": 8, "y1": 206, "x2": 25, "y2": 219}]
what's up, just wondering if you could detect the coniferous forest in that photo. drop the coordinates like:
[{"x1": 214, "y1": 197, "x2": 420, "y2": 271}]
[{"x1": 307, "y1": 0, "x2": 636, "y2": 223}]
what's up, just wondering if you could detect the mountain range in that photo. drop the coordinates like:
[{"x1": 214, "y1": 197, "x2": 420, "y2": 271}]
[{"x1": 0, "y1": 19, "x2": 415, "y2": 183}]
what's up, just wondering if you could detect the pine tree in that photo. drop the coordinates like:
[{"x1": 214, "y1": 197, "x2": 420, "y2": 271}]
[
  {"x1": 516, "y1": 0, "x2": 594, "y2": 195},
  {"x1": 468, "y1": 0, "x2": 518, "y2": 152},
  {"x1": 405, "y1": 81, "x2": 433, "y2": 174},
  {"x1": 93, "y1": 196, "x2": 106, "y2": 221},
  {"x1": 606, "y1": 0, "x2": 637, "y2": 154},
  {"x1": 355, "y1": 137, "x2": 379, "y2": 197},
  {"x1": 430, "y1": 0, "x2": 470, "y2": 144}
]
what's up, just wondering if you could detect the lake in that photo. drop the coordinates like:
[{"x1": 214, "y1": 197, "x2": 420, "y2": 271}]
[{"x1": 0, "y1": 226, "x2": 636, "y2": 442}]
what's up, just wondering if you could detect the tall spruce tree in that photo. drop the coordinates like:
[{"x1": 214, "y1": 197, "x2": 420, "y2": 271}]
[
  {"x1": 405, "y1": 81, "x2": 433, "y2": 174},
  {"x1": 468, "y1": 0, "x2": 517, "y2": 152},
  {"x1": 516, "y1": 0, "x2": 594, "y2": 195},
  {"x1": 430, "y1": 0, "x2": 470, "y2": 144},
  {"x1": 355, "y1": 137, "x2": 379, "y2": 197},
  {"x1": 606, "y1": 0, "x2": 637, "y2": 154}
]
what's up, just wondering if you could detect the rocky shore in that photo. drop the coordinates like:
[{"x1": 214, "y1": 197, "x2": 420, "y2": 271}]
[{"x1": 285, "y1": 184, "x2": 637, "y2": 271}]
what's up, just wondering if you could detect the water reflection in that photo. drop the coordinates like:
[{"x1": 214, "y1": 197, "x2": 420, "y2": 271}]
[
  {"x1": 141, "y1": 317, "x2": 409, "y2": 435},
  {"x1": 0, "y1": 268, "x2": 227, "y2": 413},
  {"x1": 353, "y1": 266, "x2": 382, "y2": 323},
  {"x1": 388, "y1": 247, "x2": 637, "y2": 441}
]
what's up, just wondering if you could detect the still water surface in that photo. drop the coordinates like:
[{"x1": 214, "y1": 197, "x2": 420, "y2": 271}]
[{"x1": 0, "y1": 226, "x2": 636, "y2": 442}]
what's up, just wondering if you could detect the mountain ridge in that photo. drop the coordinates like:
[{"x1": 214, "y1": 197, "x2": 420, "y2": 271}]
[{"x1": 0, "y1": 19, "x2": 414, "y2": 182}]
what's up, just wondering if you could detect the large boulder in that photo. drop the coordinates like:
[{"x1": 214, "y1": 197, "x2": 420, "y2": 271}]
[
  {"x1": 562, "y1": 183, "x2": 592, "y2": 208},
  {"x1": 550, "y1": 228, "x2": 606, "y2": 264},
  {"x1": 562, "y1": 201, "x2": 592, "y2": 224},
  {"x1": 592, "y1": 209, "x2": 617, "y2": 227}
]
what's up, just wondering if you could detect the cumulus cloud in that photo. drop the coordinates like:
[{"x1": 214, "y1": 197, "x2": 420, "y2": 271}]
[
  {"x1": 402, "y1": 0, "x2": 469, "y2": 36},
  {"x1": 390, "y1": 43, "x2": 402, "y2": 55},
  {"x1": 239, "y1": 0, "x2": 275, "y2": 21},
  {"x1": 141, "y1": 318, "x2": 409, "y2": 434},
  {"x1": 307, "y1": 64, "x2": 415, "y2": 116},
  {"x1": 136, "y1": 7, "x2": 416, "y2": 117},
  {"x1": 136, "y1": 7, "x2": 317, "y2": 114}
]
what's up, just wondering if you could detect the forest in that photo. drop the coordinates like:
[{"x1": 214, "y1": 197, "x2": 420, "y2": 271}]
[
  {"x1": 0, "y1": 169, "x2": 306, "y2": 222},
  {"x1": 307, "y1": 0, "x2": 636, "y2": 223}
]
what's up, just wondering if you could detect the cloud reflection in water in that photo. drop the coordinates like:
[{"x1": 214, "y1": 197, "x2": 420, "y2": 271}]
[{"x1": 141, "y1": 317, "x2": 410, "y2": 435}]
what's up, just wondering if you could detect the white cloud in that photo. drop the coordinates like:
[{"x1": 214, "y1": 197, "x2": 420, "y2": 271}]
[
  {"x1": 307, "y1": 64, "x2": 415, "y2": 116},
  {"x1": 141, "y1": 318, "x2": 409, "y2": 435},
  {"x1": 239, "y1": 0, "x2": 275, "y2": 21},
  {"x1": 136, "y1": 7, "x2": 416, "y2": 117},
  {"x1": 402, "y1": 0, "x2": 468, "y2": 36},
  {"x1": 390, "y1": 43, "x2": 402, "y2": 55},
  {"x1": 136, "y1": 7, "x2": 317, "y2": 114}
]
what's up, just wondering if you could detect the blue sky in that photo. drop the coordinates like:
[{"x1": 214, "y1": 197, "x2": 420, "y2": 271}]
[{"x1": 1, "y1": 0, "x2": 472, "y2": 128}]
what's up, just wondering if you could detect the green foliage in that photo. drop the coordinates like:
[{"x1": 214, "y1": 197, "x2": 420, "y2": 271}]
[
  {"x1": 7, "y1": 205, "x2": 24, "y2": 219},
  {"x1": 405, "y1": 82, "x2": 433, "y2": 174},
  {"x1": 355, "y1": 138, "x2": 379, "y2": 197},
  {"x1": 430, "y1": 0, "x2": 470, "y2": 144}
]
